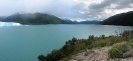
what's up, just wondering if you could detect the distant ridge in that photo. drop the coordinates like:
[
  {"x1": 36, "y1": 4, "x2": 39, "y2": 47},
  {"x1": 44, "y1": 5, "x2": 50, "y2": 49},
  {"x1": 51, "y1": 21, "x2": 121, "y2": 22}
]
[
  {"x1": 62, "y1": 18, "x2": 101, "y2": 24},
  {"x1": 0, "y1": 12, "x2": 101, "y2": 25},
  {"x1": 101, "y1": 11, "x2": 133, "y2": 26},
  {"x1": 1, "y1": 13, "x2": 67, "y2": 25}
]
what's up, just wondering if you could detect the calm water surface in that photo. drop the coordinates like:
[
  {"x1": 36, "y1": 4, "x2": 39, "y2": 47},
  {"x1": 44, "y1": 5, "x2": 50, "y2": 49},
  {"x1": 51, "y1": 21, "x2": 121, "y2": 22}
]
[{"x1": 0, "y1": 25, "x2": 133, "y2": 61}]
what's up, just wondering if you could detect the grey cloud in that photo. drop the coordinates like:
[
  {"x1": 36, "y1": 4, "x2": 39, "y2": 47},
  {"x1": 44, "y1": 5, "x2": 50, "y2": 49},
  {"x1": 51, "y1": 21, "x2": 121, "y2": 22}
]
[
  {"x1": 113, "y1": 0, "x2": 133, "y2": 9},
  {"x1": 86, "y1": 0, "x2": 133, "y2": 20},
  {"x1": 88, "y1": 0, "x2": 133, "y2": 10},
  {"x1": 89, "y1": 0, "x2": 118, "y2": 9}
]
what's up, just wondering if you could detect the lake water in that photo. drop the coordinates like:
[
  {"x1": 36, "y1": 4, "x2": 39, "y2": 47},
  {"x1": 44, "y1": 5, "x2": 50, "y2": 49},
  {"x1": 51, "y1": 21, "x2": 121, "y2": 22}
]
[{"x1": 0, "y1": 25, "x2": 133, "y2": 61}]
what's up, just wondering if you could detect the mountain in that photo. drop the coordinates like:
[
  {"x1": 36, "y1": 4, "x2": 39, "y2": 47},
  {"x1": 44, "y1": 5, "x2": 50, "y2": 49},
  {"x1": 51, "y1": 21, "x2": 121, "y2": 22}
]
[
  {"x1": 1, "y1": 12, "x2": 101, "y2": 25},
  {"x1": 1, "y1": 13, "x2": 67, "y2": 25},
  {"x1": 101, "y1": 11, "x2": 133, "y2": 26},
  {"x1": 78, "y1": 20, "x2": 101, "y2": 24},
  {"x1": 62, "y1": 18, "x2": 101, "y2": 24},
  {"x1": 61, "y1": 18, "x2": 80, "y2": 24},
  {"x1": 0, "y1": 16, "x2": 6, "y2": 21}
]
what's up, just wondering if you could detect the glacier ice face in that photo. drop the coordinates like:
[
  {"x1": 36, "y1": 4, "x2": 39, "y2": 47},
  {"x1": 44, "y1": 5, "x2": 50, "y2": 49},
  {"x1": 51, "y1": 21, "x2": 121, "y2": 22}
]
[{"x1": 0, "y1": 22, "x2": 21, "y2": 26}]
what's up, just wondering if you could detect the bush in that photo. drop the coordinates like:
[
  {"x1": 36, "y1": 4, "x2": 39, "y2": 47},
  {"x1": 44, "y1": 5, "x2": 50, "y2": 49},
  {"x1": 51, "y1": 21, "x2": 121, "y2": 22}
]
[
  {"x1": 38, "y1": 55, "x2": 45, "y2": 60},
  {"x1": 108, "y1": 48, "x2": 123, "y2": 58},
  {"x1": 108, "y1": 42, "x2": 132, "y2": 58}
]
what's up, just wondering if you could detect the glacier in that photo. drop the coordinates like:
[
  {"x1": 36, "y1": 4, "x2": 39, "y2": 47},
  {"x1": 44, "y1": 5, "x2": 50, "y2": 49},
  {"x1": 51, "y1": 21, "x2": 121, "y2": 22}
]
[{"x1": 0, "y1": 22, "x2": 21, "y2": 26}]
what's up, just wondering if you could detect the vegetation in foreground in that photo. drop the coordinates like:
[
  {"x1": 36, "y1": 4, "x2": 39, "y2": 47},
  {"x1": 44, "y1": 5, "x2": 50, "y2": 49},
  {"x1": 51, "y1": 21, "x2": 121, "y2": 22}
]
[
  {"x1": 108, "y1": 42, "x2": 133, "y2": 58},
  {"x1": 38, "y1": 30, "x2": 133, "y2": 61}
]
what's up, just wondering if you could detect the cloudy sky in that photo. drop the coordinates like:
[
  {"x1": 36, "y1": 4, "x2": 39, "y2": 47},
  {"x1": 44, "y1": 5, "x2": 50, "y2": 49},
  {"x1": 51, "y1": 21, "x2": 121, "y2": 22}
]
[{"x1": 0, "y1": 0, "x2": 133, "y2": 21}]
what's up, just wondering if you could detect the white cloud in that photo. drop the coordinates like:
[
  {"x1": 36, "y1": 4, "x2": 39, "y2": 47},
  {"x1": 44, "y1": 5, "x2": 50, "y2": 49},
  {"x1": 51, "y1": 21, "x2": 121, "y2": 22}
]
[{"x1": 0, "y1": 0, "x2": 133, "y2": 21}]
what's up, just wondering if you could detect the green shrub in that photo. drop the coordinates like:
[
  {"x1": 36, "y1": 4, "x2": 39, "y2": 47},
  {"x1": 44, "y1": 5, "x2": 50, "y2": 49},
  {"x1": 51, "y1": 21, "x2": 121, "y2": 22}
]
[
  {"x1": 38, "y1": 55, "x2": 45, "y2": 60},
  {"x1": 108, "y1": 42, "x2": 131, "y2": 58},
  {"x1": 108, "y1": 48, "x2": 123, "y2": 58}
]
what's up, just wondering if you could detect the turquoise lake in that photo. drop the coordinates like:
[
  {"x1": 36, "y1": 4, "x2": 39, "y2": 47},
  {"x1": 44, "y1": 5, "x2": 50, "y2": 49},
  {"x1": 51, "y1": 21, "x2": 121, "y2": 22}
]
[{"x1": 0, "y1": 25, "x2": 133, "y2": 61}]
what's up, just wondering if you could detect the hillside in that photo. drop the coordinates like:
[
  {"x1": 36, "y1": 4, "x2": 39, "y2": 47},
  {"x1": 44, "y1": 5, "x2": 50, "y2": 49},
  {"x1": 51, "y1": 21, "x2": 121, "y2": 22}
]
[
  {"x1": 0, "y1": 17, "x2": 5, "y2": 20},
  {"x1": 1, "y1": 13, "x2": 67, "y2": 25},
  {"x1": 101, "y1": 11, "x2": 133, "y2": 26},
  {"x1": 38, "y1": 30, "x2": 133, "y2": 61},
  {"x1": 0, "y1": 13, "x2": 101, "y2": 25}
]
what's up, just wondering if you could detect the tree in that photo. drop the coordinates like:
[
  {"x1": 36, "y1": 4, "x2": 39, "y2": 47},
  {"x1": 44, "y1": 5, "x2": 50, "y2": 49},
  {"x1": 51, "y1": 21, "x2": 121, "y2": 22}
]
[
  {"x1": 101, "y1": 35, "x2": 105, "y2": 39},
  {"x1": 38, "y1": 55, "x2": 45, "y2": 61},
  {"x1": 72, "y1": 37, "x2": 77, "y2": 42},
  {"x1": 88, "y1": 35, "x2": 94, "y2": 40}
]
